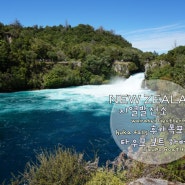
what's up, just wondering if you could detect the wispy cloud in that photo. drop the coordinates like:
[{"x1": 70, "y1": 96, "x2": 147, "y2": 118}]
[{"x1": 119, "y1": 23, "x2": 185, "y2": 53}]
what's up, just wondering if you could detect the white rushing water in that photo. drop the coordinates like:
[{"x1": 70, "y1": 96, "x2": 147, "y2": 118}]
[
  {"x1": 0, "y1": 73, "x2": 145, "y2": 115},
  {"x1": 48, "y1": 72, "x2": 145, "y2": 98}
]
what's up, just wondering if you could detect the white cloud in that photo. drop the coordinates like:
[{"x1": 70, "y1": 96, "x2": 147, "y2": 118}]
[{"x1": 119, "y1": 24, "x2": 185, "y2": 54}]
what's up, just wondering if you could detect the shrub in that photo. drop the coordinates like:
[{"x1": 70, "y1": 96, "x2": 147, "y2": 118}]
[
  {"x1": 10, "y1": 148, "x2": 92, "y2": 185},
  {"x1": 89, "y1": 75, "x2": 104, "y2": 85},
  {"x1": 85, "y1": 171, "x2": 125, "y2": 185}
]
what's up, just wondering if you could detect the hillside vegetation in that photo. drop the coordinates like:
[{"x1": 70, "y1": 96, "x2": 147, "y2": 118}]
[
  {"x1": 145, "y1": 45, "x2": 185, "y2": 88},
  {"x1": 0, "y1": 20, "x2": 148, "y2": 92},
  {"x1": 1, "y1": 21, "x2": 185, "y2": 92}
]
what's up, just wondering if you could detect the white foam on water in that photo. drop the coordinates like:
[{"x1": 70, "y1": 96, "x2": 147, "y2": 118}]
[
  {"x1": 47, "y1": 72, "x2": 145, "y2": 99},
  {"x1": 0, "y1": 73, "x2": 145, "y2": 115}
]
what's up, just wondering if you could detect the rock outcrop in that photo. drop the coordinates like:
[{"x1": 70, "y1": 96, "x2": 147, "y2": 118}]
[
  {"x1": 128, "y1": 178, "x2": 185, "y2": 185},
  {"x1": 113, "y1": 61, "x2": 138, "y2": 77},
  {"x1": 106, "y1": 152, "x2": 133, "y2": 172},
  {"x1": 106, "y1": 152, "x2": 185, "y2": 185},
  {"x1": 144, "y1": 60, "x2": 170, "y2": 78}
]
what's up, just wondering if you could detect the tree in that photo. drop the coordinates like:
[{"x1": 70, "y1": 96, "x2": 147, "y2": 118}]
[
  {"x1": 31, "y1": 38, "x2": 51, "y2": 59},
  {"x1": 0, "y1": 40, "x2": 10, "y2": 71},
  {"x1": 10, "y1": 19, "x2": 23, "y2": 28}
]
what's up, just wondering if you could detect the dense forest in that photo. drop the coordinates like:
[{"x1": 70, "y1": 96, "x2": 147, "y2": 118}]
[
  {"x1": 145, "y1": 45, "x2": 185, "y2": 88},
  {"x1": 0, "y1": 20, "x2": 157, "y2": 92},
  {"x1": 0, "y1": 20, "x2": 185, "y2": 92}
]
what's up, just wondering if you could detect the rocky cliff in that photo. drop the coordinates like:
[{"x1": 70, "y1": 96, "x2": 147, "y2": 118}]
[
  {"x1": 128, "y1": 178, "x2": 185, "y2": 185},
  {"x1": 113, "y1": 60, "x2": 139, "y2": 77}
]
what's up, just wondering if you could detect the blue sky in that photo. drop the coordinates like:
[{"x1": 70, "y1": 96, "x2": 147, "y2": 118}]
[{"x1": 1, "y1": 0, "x2": 185, "y2": 53}]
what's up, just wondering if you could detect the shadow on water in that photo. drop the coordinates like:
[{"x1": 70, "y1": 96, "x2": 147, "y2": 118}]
[{"x1": 0, "y1": 109, "x2": 120, "y2": 182}]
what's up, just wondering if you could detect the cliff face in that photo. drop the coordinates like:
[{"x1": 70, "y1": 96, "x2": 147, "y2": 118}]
[{"x1": 113, "y1": 61, "x2": 139, "y2": 77}]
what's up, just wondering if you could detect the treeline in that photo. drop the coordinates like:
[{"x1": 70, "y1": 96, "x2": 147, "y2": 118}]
[
  {"x1": 146, "y1": 45, "x2": 185, "y2": 88},
  {"x1": 0, "y1": 20, "x2": 152, "y2": 92}
]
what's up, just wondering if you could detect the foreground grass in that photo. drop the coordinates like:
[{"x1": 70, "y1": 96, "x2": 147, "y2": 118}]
[{"x1": 5, "y1": 147, "x2": 185, "y2": 185}]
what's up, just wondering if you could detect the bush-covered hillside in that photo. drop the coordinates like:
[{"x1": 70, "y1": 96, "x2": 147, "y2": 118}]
[
  {"x1": 0, "y1": 20, "x2": 146, "y2": 92},
  {"x1": 145, "y1": 46, "x2": 185, "y2": 88}
]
